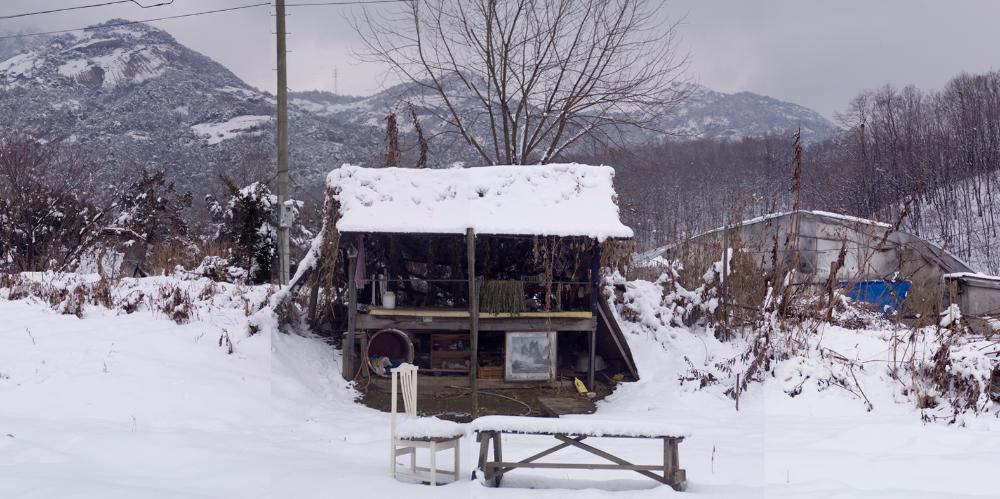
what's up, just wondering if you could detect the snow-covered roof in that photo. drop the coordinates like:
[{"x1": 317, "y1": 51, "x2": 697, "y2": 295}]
[
  {"x1": 326, "y1": 164, "x2": 633, "y2": 240},
  {"x1": 726, "y1": 210, "x2": 892, "y2": 231},
  {"x1": 636, "y1": 210, "x2": 898, "y2": 265},
  {"x1": 944, "y1": 272, "x2": 1000, "y2": 283}
]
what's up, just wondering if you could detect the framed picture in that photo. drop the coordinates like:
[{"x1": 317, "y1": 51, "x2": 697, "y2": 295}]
[{"x1": 505, "y1": 332, "x2": 556, "y2": 381}]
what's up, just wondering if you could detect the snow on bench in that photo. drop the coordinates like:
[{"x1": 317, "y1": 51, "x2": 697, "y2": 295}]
[
  {"x1": 395, "y1": 416, "x2": 466, "y2": 441},
  {"x1": 470, "y1": 415, "x2": 689, "y2": 439}
]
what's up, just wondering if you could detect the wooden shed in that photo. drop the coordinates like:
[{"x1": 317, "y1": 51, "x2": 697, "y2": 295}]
[{"x1": 315, "y1": 164, "x2": 639, "y2": 399}]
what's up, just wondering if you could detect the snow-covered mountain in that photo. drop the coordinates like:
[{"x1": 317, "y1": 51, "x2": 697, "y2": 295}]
[
  {"x1": 0, "y1": 22, "x2": 380, "y2": 199},
  {"x1": 0, "y1": 21, "x2": 836, "y2": 198},
  {"x1": 289, "y1": 81, "x2": 838, "y2": 145},
  {"x1": 650, "y1": 85, "x2": 836, "y2": 142}
]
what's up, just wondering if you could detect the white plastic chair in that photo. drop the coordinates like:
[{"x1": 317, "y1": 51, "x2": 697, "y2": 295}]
[{"x1": 390, "y1": 363, "x2": 462, "y2": 486}]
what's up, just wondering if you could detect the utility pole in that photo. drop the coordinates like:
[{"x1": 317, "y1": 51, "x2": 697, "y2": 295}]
[{"x1": 275, "y1": 0, "x2": 291, "y2": 285}]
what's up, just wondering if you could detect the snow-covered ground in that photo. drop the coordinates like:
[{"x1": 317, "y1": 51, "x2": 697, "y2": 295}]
[
  {"x1": 0, "y1": 276, "x2": 272, "y2": 499},
  {"x1": 2, "y1": 274, "x2": 998, "y2": 498},
  {"x1": 190, "y1": 115, "x2": 272, "y2": 145},
  {"x1": 271, "y1": 311, "x2": 1000, "y2": 498}
]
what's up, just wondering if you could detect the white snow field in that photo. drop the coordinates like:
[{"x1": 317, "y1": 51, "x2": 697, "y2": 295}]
[
  {"x1": 2, "y1": 274, "x2": 999, "y2": 498},
  {"x1": 0, "y1": 276, "x2": 273, "y2": 499}
]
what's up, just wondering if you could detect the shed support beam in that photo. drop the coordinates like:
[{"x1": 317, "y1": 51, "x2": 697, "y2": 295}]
[
  {"x1": 467, "y1": 228, "x2": 479, "y2": 418},
  {"x1": 344, "y1": 247, "x2": 358, "y2": 380},
  {"x1": 588, "y1": 242, "x2": 600, "y2": 390},
  {"x1": 588, "y1": 327, "x2": 596, "y2": 391}
]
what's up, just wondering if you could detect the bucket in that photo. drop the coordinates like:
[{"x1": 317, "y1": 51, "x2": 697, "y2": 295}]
[
  {"x1": 367, "y1": 328, "x2": 414, "y2": 377},
  {"x1": 575, "y1": 353, "x2": 607, "y2": 373},
  {"x1": 382, "y1": 291, "x2": 396, "y2": 309}
]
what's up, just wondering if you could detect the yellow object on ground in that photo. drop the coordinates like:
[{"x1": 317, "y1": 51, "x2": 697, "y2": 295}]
[{"x1": 573, "y1": 377, "x2": 588, "y2": 394}]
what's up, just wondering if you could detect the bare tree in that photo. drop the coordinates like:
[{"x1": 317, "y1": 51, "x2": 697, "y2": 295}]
[
  {"x1": 0, "y1": 135, "x2": 108, "y2": 271},
  {"x1": 385, "y1": 113, "x2": 401, "y2": 167},
  {"x1": 356, "y1": 0, "x2": 687, "y2": 165},
  {"x1": 409, "y1": 105, "x2": 429, "y2": 168}
]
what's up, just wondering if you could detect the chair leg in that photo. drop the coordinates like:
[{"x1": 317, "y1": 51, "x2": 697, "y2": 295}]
[
  {"x1": 391, "y1": 443, "x2": 396, "y2": 478},
  {"x1": 430, "y1": 441, "x2": 437, "y2": 486},
  {"x1": 454, "y1": 438, "x2": 461, "y2": 481}
]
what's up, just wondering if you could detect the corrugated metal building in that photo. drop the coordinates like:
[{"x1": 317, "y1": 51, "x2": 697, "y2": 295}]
[{"x1": 641, "y1": 211, "x2": 999, "y2": 329}]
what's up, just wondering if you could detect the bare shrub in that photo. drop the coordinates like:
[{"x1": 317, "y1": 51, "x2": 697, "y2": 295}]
[
  {"x1": 158, "y1": 285, "x2": 194, "y2": 324},
  {"x1": 118, "y1": 289, "x2": 145, "y2": 315},
  {"x1": 219, "y1": 330, "x2": 234, "y2": 354},
  {"x1": 0, "y1": 135, "x2": 108, "y2": 272}
]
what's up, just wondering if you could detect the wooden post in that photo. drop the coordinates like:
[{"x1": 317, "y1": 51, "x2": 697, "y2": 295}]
[
  {"x1": 721, "y1": 223, "x2": 730, "y2": 340},
  {"x1": 588, "y1": 241, "x2": 599, "y2": 390},
  {"x1": 735, "y1": 373, "x2": 741, "y2": 412},
  {"x1": 589, "y1": 242, "x2": 601, "y2": 315},
  {"x1": 344, "y1": 246, "x2": 358, "y2": 380},
  {"x1": 588, "y1": 327, "x2": 596, "y2": 391},
  {"x1": 360, "y1": 331, "x2": 370, "y2": 381},
  {"x1": 275, "y1": 0, "x2": 291, "y2": 285},
  {"x1": 307, "y1": 274, "x2": 320, "y2": 325},
  {"x1": 467, "y1": 228, "x2": 479, "y2": 417}
]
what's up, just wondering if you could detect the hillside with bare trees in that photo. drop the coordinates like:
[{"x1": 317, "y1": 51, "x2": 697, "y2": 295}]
[{"x1": 597, "y1": 70, "x2": 1000, "y2": 274}]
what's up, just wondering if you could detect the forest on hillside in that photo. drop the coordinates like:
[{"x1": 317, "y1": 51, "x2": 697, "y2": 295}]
[
  {"x1": 597, "y1": 70, "x2": 1000, "y2": 273},
  {"x1": 3, "y1": 69, "x2": 1000, "y2": 278}
]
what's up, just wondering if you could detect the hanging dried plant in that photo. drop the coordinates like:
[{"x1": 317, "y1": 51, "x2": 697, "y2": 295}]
[{"x1": 479, "y1": 280, "x2": 525, "y2": 315}]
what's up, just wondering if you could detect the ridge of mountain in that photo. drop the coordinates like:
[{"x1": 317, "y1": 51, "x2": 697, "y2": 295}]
[{"x1": 0, "y1": 21, "x2": 836, "y2": 201}]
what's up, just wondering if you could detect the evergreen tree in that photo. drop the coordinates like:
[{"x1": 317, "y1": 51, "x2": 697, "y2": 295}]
[{"x1": 208, "y1": 179, "x2": 279, "y2": 284}]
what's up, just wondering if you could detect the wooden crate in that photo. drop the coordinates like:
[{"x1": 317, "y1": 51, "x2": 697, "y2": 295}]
[
  {"x1": 477, "y1": 365, "x2": 504, "y2": 380},
  {"x1": 430, "y1": 333, "x2": 470, "y2": 371}
]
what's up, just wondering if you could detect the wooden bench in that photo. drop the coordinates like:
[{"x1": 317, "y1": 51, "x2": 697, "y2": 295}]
[{"x1": 470, "y1": 416, "x2": 688, "y2": 491}]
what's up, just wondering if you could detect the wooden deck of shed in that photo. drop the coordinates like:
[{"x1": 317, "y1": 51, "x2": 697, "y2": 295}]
[{"x1": 357, "y1": 307, "x2": 597, "y2": 332}]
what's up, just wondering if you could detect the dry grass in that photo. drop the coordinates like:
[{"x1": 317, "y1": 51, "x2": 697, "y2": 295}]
[
  {"x1": 146, "y1": 242, "x2": 200, "y2": 276},
  {"x1": 0, "y1": 272, "x2": 260, "y2": 325}
]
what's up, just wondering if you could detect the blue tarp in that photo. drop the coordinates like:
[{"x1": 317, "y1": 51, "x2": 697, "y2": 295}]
[{"x1": 838, "y1": 280, "x2": 911, "y2": 312}]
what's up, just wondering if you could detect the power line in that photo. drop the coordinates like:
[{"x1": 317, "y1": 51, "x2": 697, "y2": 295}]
[
  {"x1": 0, "y1": 1, "x2": 174, "y2": 20},
  {"x1": 0, "y1": 3, "x2": 270, "y2": 40},
  {"x1": 284, "y1": 0, "x2": 410, "y2": 5}
]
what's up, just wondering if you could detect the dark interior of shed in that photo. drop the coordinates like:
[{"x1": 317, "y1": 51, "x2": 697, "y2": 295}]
[{"x1": 350, "y1": 232, "x2": 599, "y2": 312}]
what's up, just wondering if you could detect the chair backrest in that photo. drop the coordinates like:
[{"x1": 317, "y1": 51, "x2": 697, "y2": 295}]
[{"x1": 390, "y1": 363, "x2": 419, "y2": 430}]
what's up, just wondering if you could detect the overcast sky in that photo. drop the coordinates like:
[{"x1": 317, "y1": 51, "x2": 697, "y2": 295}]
[{"x1": 3, "y1": 0, "x2": 999, "y2": 118}]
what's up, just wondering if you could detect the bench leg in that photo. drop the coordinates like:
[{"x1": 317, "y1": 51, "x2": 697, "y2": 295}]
[
  {"x1": 664, "y1": 438, "x2": 687, "y2": 491},
  {"x1": 476, "y1": 432, "x2": 491, "y2": 482},
  {"x1": 492, "y1": 431, "x2": 503, "y2": 463},
  {"x1": 663, "y1": 438, "x2": 672, "y2": 482},
  {"x1": 475, "y1": 432, "x2": 503, "y2": 487},
  {"x1": 430, "y1": 441, "x2": 437, "y2": 486},
  {"x1": 492, "y1": 431, "x2": 503, "y2": 485}
]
